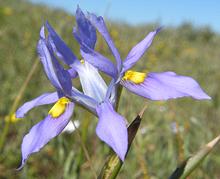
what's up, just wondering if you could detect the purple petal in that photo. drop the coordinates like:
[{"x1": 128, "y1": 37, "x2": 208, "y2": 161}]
[
  {"x1": 18, "y1": 102, "x2": 74, "y2": 169},
  {"x1": 16, "y1": 92, "x2": 59, "y2": 118},
  {"x1": 37, "y1": 38, "x2": 62, "y2": 89},
  {"x1": 121, "y1": 71, "x2": 211, "y2": 100},
  {"x1": 38, "y1": 37, "x2": 72, "y2": 95},
  {"x1": 68, "y1": 67, "x2": 78, "y2": 78},
  {"x1": 47, "y1": 43, "x2": 72, "y2": 96},
  {"x1": 96, "y1": 101, "x2": 128, "y2": 161},
  {"x1": 39, "y1": 25, "x2": 45, "y2": 39},
  {"x1": 79, "y1": 46, "x2": 117, "y2": 79},
  {"x1": 105, "y1": 79, "x2": 118, "y2": 106},
  {"x1": 45, "y1": 21, "x2": 80, "y2": 66},
  {"x1": 88, "y1": 13, "x2": 122, "y2": 72},
  {"x1": 73, "y1": 9, "x2": 118, "y2": 78},
  {"x1": 123, "y1": 28, "x2": 161, "y2": 72},
  {"x1": 74, "y1": 6, "x2": 97, "y2": 49},
  {"x1": 71, "y1": 87, "x2": 98, "y2": 114}
]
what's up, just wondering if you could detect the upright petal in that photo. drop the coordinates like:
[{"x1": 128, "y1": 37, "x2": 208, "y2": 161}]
[
  {"x1": 68, "y1": 67, "x2": 78, "y2": 78},
  {"x1": 18, "y1": 102, "x2": 74, "y2": 169},
  {"x1": 121, "y1": 71, "x2": 211, "y2": 100},
  {"x1": 47, "y1": 43, "x2": 72, "y2": 96},
  {"x1": 37, "y1": 38, "x2": 62, "y2": 90},
  {"x1": 73, "y1": 9, "x2": 118, "y2": 78},
  {"x1": 122, "y1": 28, "x2": 161, "y2": 72},
  {"x1": 105, "y1": 79, "x2": 118, "y2": 106},
  {"x1": 77, "y1": 61, "x2": 107, "y2": 102},
  {"x1": 40, "y1": 25, "x2": 79, "y2": 76},
  {"x1": 45, "y1": 21, "x2": 80, "y2": 66},
  {"x1": 16, "y1": 92, "x2": 59, "y2": 118},
  {"x1": 74, "y1": 6, "x2": 96, "y2": 49},
  {"x1": 88, "y1": 13, "x2": 122, "y2": 72},
  {"x1": 96, "y1": 101, "x2": 128, "y2": 161}
]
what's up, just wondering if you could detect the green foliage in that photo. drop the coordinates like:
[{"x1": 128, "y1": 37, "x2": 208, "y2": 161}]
[
  {"x1": 1, "y1": 0, "x2": 220, "y2": 178},
  {"x1": 169, "y1": 135, "x2": 220, "y2": 179}
]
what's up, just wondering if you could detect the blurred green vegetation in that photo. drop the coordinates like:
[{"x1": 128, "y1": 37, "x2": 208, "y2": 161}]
[{"x1": 1, "y1": 0, "x2": 220, "y2": 178}]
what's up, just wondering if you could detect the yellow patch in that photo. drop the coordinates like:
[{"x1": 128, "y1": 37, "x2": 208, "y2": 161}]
[
  {"x1": 48, "y1": 97, "x2": 70, "y2": 118},
  {"x1": 80, "y1": 59, "x2": 85, "y2": 64},
  {"x1": 5, "y1": 113, "x2": 21, "y2": 123},
  {"x1": 122, "y1": 70, "x2": 147, "y2": 84}
]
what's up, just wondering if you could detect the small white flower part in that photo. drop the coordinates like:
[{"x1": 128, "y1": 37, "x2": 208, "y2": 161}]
[{"x1": 62, "y1": 120, "x2": 80, "y2": 134}]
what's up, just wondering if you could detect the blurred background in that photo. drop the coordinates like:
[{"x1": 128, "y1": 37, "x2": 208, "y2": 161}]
[{"x1": 0, "y1": 0, "x2": 220, "y2": 178}]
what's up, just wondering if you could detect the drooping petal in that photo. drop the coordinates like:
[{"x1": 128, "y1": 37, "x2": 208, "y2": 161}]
[
  {"x1": 121, "y1": 71, "x2": 211, "y2": 100},
  {"x1": 77, "y1": 61, "x2": 107, "y2": 102},
  {"x1": 74, "y1": 6, "x2": 96, "y2": 49},
  {"x1": 88, "y1": 12, "x2": 122, "y2": 72},
  {"x1": 96, "y1": 101, "x2": 128, "y2": 161},
  {"x1": 18, "y1": 102, "x2": 74, "y2": 169},
  {"x1": 16, "y1": 92, "x2": 59, "y2": 118},
  {"x1": 122, "y1": 28, "x2": 161, "y2": 72},
  {"x1": 45, "y1": 21, "x2": 80, "y2": 66}
]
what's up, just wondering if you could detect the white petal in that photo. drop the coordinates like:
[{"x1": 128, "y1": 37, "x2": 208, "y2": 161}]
[{"x1": 78, "y1": 61, "x2": 107, "y2": 102}]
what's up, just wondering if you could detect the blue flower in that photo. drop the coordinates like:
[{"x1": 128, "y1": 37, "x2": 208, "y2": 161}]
[
  {"x1": 16, "y1": 7, "x2": 128, "y2": 169},
  {"x1": 75, "y1": 12, "x2": 211, "y2": 101}
]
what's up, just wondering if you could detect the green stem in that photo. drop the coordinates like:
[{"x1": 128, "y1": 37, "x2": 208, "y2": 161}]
[
  {"x1": 75, "y1": 112, "x2": 91, "y2": 178},
  {"x1": 73, "y1": 119, "x2": 97, "y2": 179},
  {"x1": 115, "y1": 85, "x2": 123, "y2": 111}
]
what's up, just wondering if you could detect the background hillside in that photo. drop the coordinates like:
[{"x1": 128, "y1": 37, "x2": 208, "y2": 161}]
[{"x1": 1, "y1": 0, "x2": 220, "y2": 178}]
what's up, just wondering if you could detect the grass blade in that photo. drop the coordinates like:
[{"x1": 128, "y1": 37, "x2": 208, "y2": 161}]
[{"x1": 169, "y1": 135, "x2": 220, "y2": 179}]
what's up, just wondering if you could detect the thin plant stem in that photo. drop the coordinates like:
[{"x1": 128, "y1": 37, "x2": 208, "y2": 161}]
[
  {"x1": 72, "y1": 120, "x2": 97, "y2": 179},
  {"x1": 75, "y1": 112, "x2": 91, "y2": 178},
  {"x1": 170, "y1": 102, "x2": 185, "y2": 162},
  {"x1": 0, "y1": 58, "x2": 39, "y2": 151},
  {"x1": 134, "y1": 141, "x2": 150, "y2": 179},
  {"x1": 173, "y1": 120, "x2": 185, "y2": 162}
]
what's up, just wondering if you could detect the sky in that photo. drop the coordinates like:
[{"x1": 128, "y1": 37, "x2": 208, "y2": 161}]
[{"x1": 29, "y1": 0, "x2": 220, "y2": 33}]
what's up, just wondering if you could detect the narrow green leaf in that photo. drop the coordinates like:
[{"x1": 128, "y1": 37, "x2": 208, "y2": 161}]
[
  {"x1": 169, "y1": 158, "x2": 189, "y2": 179},
  {"x1": 169, "y1": 135, "x2": 220, "y2": 179}
]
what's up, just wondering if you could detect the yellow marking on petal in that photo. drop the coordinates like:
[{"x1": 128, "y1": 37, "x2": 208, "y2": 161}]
[
  {"x1": 80, "y1": 59, "x2": 85, "y2": 64},
  {"x1": 48, "y1": 97, "x2": 70, "y2": 118},
  {"x1": 122, "y1": 70, "x2": 147, "y2": 84}
]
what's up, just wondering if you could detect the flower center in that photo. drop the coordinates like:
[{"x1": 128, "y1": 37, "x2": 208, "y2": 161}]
[
  {"x1": 122, "y1": 70, "x2": 147, "y2": 84},
  {"x1": 48, "y1": 97, "x2": 70, "y2": 118}
]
